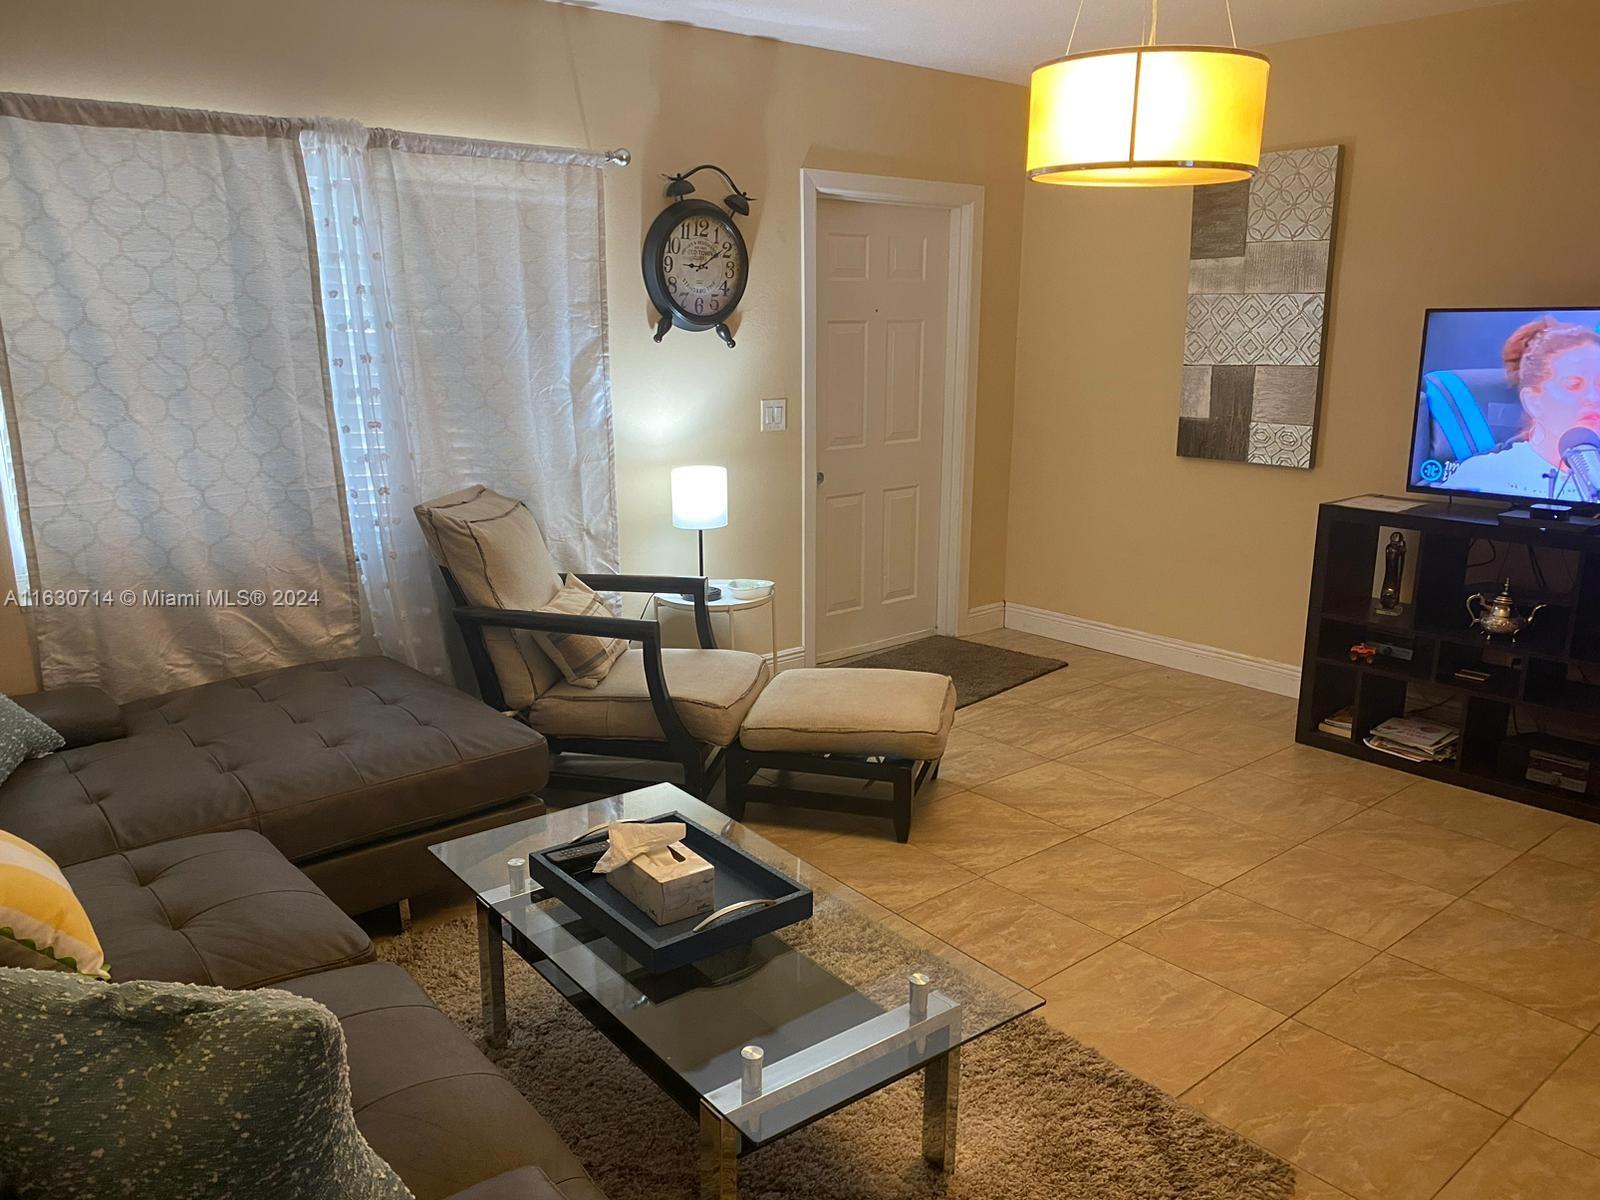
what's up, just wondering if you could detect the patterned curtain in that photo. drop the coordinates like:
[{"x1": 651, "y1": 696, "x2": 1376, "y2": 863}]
[
  {"x1": 300, "y1": 121, "x2": 618, "y2": 683},
  {"x1": 0, "y1": 95, "x2": 361, "y2": 699}
]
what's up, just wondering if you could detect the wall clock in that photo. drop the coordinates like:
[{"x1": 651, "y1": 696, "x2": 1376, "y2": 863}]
[{"x1": 643, "y1": 164, "x2": 754, "y2": 349}]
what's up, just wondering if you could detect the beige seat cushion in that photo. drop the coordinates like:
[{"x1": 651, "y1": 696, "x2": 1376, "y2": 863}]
[
  {"x1": 414, "y1": 485, "x2": 564, "y2": 710},
  {"x1": 528, "y1": 649, "x2": 770, "y2": 748},
  {"x1": 739, "y1": 668, "x2": 955, "y2": 760}
]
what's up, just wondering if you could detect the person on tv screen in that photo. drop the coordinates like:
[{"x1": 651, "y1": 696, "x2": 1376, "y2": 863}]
[{"x1": 1436, "y1": 316, "x2": 1600, "y2": 498}]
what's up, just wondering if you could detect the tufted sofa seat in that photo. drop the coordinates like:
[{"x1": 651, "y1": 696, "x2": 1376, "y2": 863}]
[
  {"x1": 2, "y1": 657, "x2": 550, "y2": 914},
  {"x1": 64, "y1": 830, "x2": 376, "y2": 990}
]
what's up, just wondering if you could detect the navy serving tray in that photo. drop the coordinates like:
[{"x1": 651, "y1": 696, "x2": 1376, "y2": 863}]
[{"x1": 525, "y1": 812, "x2": 814, "y2": 974}]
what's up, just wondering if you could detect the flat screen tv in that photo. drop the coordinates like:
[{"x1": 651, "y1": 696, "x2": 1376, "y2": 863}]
[{"x1": 1408, "y1": 307, "x2": 1600, "y2": 506}]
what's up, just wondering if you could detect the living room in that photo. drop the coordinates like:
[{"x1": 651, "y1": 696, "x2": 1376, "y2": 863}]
[{"x1": 2, "y1": 0, "x2": 1598, "y2": 1198}]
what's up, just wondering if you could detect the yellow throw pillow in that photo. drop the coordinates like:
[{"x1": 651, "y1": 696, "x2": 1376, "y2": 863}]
[
  {"x1": 532, "y1": 576, "x2": 628, "y2": 689},
  {"x1": 0, "y1": 830, "x2": 108, "y2": 980}
]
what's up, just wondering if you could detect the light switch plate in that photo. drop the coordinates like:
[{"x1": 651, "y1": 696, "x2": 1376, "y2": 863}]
[{"x1": 759, "y1": 397, "x2": 787, "y2": 433}]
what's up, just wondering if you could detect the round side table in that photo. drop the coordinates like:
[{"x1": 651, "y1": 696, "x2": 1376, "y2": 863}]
[{"x1": 652, "y1": 582, "x2": 777, "y2": 672}]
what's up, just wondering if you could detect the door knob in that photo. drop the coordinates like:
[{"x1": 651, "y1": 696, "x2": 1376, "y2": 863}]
[{"x1": 816, "y1": 472, "x2": 824, "y2": 484}]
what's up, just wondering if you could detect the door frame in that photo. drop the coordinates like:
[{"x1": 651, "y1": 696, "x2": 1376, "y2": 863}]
[{"x1": 800, "y1": 169, "x2": 984, "y2": 666}]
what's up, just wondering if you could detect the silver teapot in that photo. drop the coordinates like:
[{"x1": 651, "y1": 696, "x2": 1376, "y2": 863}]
[{"x1": 1466, "y1": 580, "x2": 1546, "y2": 641}]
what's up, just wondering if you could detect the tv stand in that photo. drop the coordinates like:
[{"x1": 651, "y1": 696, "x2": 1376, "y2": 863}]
[{"x1": 1299, "y1": 496, "x2": 1600, "y2": 823}]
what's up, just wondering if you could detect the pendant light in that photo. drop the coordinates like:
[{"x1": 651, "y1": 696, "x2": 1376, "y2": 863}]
[{"x1": 1027, "y1": 0, "x2": 1269, "y2": 187}]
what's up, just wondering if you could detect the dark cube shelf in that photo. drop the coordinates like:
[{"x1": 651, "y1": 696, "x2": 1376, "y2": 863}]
[{"x1": 1299, "y1": 496, "x2": 1600, "y2": 823}]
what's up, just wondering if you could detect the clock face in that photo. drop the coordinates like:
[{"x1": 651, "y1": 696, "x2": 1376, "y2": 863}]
[{"x1": 662, "y1": 212, "x2": 744, "y2": 320}]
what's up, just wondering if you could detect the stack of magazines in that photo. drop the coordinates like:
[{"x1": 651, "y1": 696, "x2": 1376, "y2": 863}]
[
  {"x1": 1364, "y1": 716, "x2": 1458, "y2": 764},
  {"x1": 1317, "y1": 707, "x2": 1354, "y2": 739}
]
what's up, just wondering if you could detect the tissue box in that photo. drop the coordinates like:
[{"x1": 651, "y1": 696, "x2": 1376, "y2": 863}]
[{"x1": 610, "y1": 843, "x2": 715, "y2": 925}]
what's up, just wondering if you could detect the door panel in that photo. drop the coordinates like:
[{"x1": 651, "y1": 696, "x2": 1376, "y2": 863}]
[
  {"x1": 881, "y1": 484, "x2": 921, "y2": 604},
  {"x1": 815, "y1": 197, "x2": 950, "y2": 660},
  {"x1": 821, "y1": 492, "x2": 865, "y2": 616}
]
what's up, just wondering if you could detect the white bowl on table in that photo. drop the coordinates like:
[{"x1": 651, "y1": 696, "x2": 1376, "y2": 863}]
[{"x1": 723, "y1": 578, "x2": 773, "y2": 601}]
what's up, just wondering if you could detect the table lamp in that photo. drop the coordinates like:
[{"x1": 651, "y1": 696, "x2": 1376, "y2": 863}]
[{"x1": 671, "y1": 465, "x2": 727, "y2": 601}]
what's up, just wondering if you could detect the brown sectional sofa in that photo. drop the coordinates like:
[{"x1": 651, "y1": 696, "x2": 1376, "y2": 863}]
[
  {"x1": 3, "y1": 656, "x2": 548, "y2": 913},
  {"x1": 1, "y1": 657, "x2": 605, "y2": 1200}
]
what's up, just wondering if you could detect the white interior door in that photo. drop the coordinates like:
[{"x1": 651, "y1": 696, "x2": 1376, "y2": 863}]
[{"x1": 814, "y1": 197, "x2": 950, "y2": 662}]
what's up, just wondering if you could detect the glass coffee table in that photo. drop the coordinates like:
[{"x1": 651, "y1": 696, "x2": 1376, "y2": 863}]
[{"x1": 431, "y1": 783, "x2": 1042, "y2": 1198}]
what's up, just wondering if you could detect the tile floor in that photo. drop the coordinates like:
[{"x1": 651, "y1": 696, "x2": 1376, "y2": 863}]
[{"x1": 733, "y1": 629, "x2": 1600, "y2": 1200}]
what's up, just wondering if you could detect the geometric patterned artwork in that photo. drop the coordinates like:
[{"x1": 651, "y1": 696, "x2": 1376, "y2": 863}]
[{"x1": 1178, "y1": 145, "x2": 1343, "y2": 469}]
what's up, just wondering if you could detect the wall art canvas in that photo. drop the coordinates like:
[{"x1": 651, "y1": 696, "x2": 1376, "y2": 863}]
[{"x1": 1178, "y1": 144, "x2": 1342, "y2": 470}]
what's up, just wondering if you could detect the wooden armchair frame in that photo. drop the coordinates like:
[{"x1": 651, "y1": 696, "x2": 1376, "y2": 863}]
[{"x1": 441, "y1": 568, "x2": 727, "y2": 796}]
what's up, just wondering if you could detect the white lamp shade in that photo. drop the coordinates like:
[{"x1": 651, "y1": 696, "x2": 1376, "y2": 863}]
[{"x1": 671, "y1": 465, "x2": 729, "y2": 531}]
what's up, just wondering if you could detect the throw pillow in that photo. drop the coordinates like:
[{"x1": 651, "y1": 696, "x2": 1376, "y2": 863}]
[
  {"x1": 0, "y1": 969, "x2": 414, "y2": 1200},
  {"x1": 532, "y1": 576, "x2": 627, "y2": 688},
  {"x1": 0, "y1": 692, "x2": 64, "y2": 787},
  {"x1": 0, "y1": 830, "x2": 108, "y2": 980}
]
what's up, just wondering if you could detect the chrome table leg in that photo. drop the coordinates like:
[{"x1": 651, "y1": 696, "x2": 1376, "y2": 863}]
[
  {"x1": 475, "y1": 901, "x2": 508, "y2": 1047},
  {"x1": 922, "y1": 1045, "x2": 961, "y2": 1173},
  {"x1": 698, "y1": 1103, "x2": 740, "y2": 1199}
]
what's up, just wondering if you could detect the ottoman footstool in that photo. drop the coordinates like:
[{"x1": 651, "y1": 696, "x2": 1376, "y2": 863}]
[{"x1": 725, "y1": 668, "x2": 956, "y2": 842}]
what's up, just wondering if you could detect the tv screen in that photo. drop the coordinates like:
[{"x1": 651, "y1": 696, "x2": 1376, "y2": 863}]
[{"x1": 1409, "y1": 307, "x2": 1600, "y2": 504}]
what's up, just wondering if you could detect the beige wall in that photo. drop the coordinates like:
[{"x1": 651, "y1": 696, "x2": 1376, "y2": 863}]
[
  {"x1": 1006, "y1": 0, "x2": 1600, "y2": 666},
  {"x1": 0, "y1": 0, "x2": 1027, "y2": 692}
]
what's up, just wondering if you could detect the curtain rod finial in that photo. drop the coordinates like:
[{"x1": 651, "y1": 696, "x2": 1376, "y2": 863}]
[{"x1": 607, "y1": 148, "x2": 631, "y2": 167}]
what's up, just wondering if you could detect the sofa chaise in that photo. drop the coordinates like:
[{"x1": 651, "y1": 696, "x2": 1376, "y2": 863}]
[{"x1": 0, "y1": 656, "x2": 550, "y2": 914}]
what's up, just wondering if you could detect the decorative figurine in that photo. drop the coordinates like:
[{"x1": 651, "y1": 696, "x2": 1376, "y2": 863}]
[
  {"x1": 1466, "y1": 579, "x2": 1546, "y2": 641},
  {"x1": 1379, "y1": 531, "x2": 1407, "y2": 612}
]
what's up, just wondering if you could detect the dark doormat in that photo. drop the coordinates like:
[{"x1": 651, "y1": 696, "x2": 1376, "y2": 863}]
[{"x1": 837, "y1": 635, "x2": 1065, "y2": 707}]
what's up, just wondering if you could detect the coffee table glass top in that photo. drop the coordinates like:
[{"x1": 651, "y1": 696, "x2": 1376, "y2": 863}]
[{"x1": 431, "y1": 784, "x2": 1042, "y2": 1146}]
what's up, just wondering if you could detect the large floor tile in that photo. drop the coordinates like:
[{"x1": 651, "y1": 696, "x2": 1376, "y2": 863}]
[
  {"x1": 934, "y1": 729, "x2": 1050, "y2": 789},
  {"x1": 1436, "y1": 1122, "x2": 1600, "y2": 1199},
  {"x1": 1175, "y1": 769, "x2": 1365, "y2": 841},
  {"x1": 1469, "y1": 853, "x2": 1600, "y2": 941},
  {"x1": 909, "y1": 789, "x2": 1069, "y2": 874},
  {"x1": 1089, "y1": 799, "x2": 1295, "y2": 885},
  {"x1": 1226, "y1": 845, "x2": 1454, "y2": 949},
  {"x1": 1099, "y1": 665, "x2": 1248, "y2": 706},
  {"x1": 971, "y1": 760, "x2": 1160, "y2": 831},
  {"x1": 1062, "y1": 734, "x2": 1232, "y2": 798},
  {"x1": 1253, "y1": 745, "x2": 1411, "y2": 805},
  {"x1": 902, "y1": 878, "x2": 1110, "y2": 987},
  {"x1": 1127, "y1": 890, "x2": 1374, "y2": 1013},
  {"x1": 1375, "y1": 778, "x2": 1571, "y2": 851},
  {"x1": 1037, "y1": 684, "x2": 1195, "y2": 733},
  {"x1": 1034, "y1": 942, "x2": 1283, "y2": 1094},
  {"x1": 1307, "y1": 809, "x2": 1520, "y2": 895},
  {"x1": 1298, "y1": 955, "x2": 1584, "y2": 1114},
  {"x1": 1516, "y1": 1034, "x2": 1600, "y2": 1157},
  {"x1": 797, "y1": 834, "x2": 975, "y2": 912},
  {"x1": 1138, "y1": 708, "x2": 1296, "y2": 767},
  {"x1": 1532, "y1": 821, "x2": 1600, "y2": 872},
  {"x1": 958, "y1": 701, "x2": 1123, "y2": 758},
  {"x1": 993, "y1": 666, "x2": 1101, "y2": 702},
  {"x1": 1185, "y1": 1021, "x2": 1503, "y2": 1200},
  {"x1": 1392, "y1": 900, "x2": 1600, "y2": 1027},
  {"x1": 1292, "y1": 1173, "x2": 1357, "y2": 1200},
  {"x1": 986, "y1": 836, "x2": 1211, "y2": 936}
]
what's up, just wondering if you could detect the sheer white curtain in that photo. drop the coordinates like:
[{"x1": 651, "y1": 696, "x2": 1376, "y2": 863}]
[
  {"x1": 301, "y1": 121, "x2": 619, "y2": 682},
  {"x1": 0, "y1": 96, "x2": 362, "y2": 698}
]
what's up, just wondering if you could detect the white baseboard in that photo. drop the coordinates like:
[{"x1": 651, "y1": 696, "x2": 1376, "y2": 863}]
[
  {"x1": 774, "y1": 646, "x2": 807, "y2": 672},
  {"x1": 959, "y1": 602, "x2": 1006, "y2": 635},
  {"x1": 1004, "y1": 603, "x2": 1301, "y2": 697}
]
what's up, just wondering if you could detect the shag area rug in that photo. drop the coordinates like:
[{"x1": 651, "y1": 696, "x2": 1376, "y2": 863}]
[
  {"x1": 839, "y1": 636, "x2": 1065, "y2": 708},
  {"x1": 376, "y1": 902, "x2": 1293, "y2": 1200}
]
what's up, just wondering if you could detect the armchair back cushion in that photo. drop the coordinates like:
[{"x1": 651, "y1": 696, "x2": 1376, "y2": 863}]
[{"x1": 414, "y1": 486, "x2": 564, "y2": 709}]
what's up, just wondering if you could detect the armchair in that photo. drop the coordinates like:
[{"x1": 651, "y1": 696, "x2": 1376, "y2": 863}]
[{"x1": 417, "y1": 487, "x2": 771, "y2": 798}]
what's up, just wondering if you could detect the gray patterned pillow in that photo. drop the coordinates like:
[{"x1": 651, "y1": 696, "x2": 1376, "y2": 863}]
[
  {"x1": 0, "y1": 693, "x2": 64, "y2": 786},
  {"x1": 0, "y1": 968, "x2": 413, "y2": 1200}
]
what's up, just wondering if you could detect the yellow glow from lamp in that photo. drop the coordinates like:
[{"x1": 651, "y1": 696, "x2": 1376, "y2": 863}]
[{"x1": 1027, "y1": 45, "x2": 1270, "y2": 188}]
